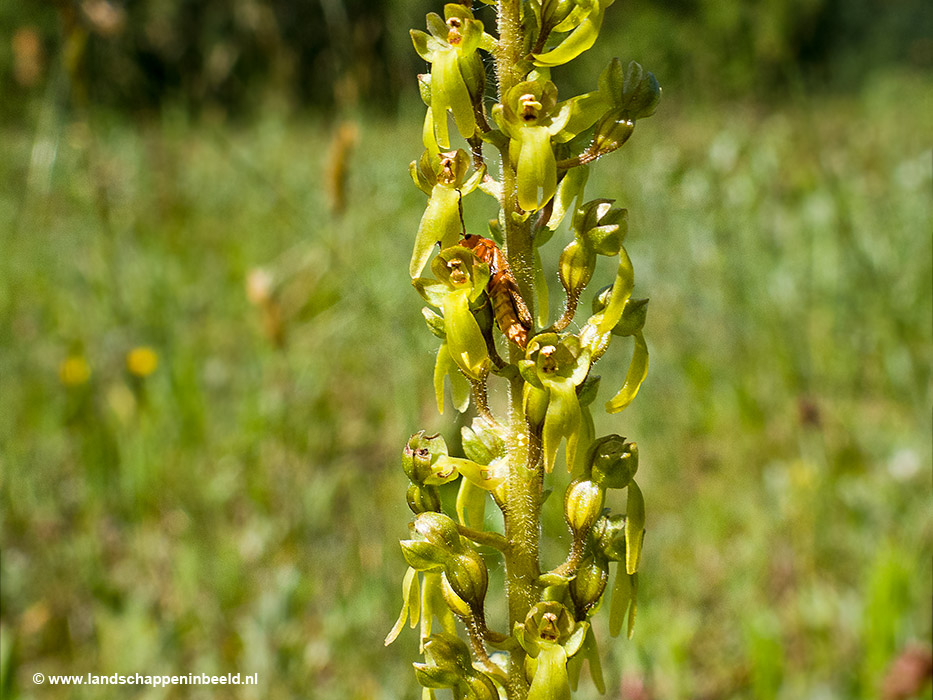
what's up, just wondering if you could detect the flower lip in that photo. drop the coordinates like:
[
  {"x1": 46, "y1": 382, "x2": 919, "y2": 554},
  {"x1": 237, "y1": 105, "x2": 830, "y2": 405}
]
[
  {"x1": 439, "y1": 157, "x2": 457, "y2": 184},
  {"x1": 539, "y1": 345, "x2": 558, "y2": 372},
  {"x1": 446, "y1": 16, "x2": 462, "y2": 44},
  {"x1": 539, "y1": 611, "x2": 560, "y2": 641},
  {"x1": 519, "y1": 94, "x2": 542, "y2": 122},
  {"x1": 447, "y1": 258, "x2": 469, "y2": 285}
]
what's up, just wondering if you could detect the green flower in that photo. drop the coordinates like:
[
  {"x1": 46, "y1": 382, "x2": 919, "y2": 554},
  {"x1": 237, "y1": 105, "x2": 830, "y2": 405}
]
[
  {"x1": 403, "y1": 431, "x2": 457, "y2": 486},
  {"x1": 493, "y1": 80, "x2": 560, "y2": 211},
  {"x1": 598, "y1": 58, "x2": 661, "y2": 120},
  {"x1": 493, "y1": 80, "x2": 605, "y2": 211},
  {"x1": 586, "y1": 506, "x2": 643, "y2": 639},
  {"x1": 587, "y1": 434, "x2": 638, "y2": 489},
  {"x1": 413, "y1": 633, "x2": 499, "y2": 700},
  {"x1": 520, "y1": 332, "x2": 591, "y2": 472},
  {"x1": 394, "y1": 514, "x2": 471, "y2": 650},
  {"x1": 411, "y1": 5, "x2": 490, "y2": 148},
  {"x1": 414, "y1": 246, "x2": 492, "y2": 382},
  {"x1": 572, "y1": 198, "x2": 628, "y2": 256},
  {"x1": 407, "y1": 483, "x2": 442, "y2": 515},
  {"x1": 409, "y1": 149, "x2": 486, "y2": 278},
  {"x1": 580, "y1": 281, "x2": 650, "y2": 415},
  {"x1": 591, "y1": 58, "x2": 661, "y2": 154},
  {"x1": 514, "y1": 602, "x2": 588, "y2": 700}
]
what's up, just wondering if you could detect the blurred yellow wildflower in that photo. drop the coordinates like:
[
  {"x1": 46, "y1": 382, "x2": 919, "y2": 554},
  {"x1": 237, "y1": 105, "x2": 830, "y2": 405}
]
[
  {"x1": 126, "y1": 346, "x2": 158, "y2": 377},
  {"x1": 59, "y1": 355, "x2": 91, "y2": 385}
]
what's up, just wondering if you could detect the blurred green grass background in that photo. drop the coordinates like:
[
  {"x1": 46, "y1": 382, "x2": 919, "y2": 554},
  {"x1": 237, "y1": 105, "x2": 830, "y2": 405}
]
[{"x1": 1, "y1": 2, "x2": 932, "y2": 699}]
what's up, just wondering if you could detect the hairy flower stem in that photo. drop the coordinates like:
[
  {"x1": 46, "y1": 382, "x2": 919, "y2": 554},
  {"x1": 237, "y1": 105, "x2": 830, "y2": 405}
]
[
  {"x1": 395, "y1": 3, "x2": 661, "y2": 697},
  {"x1": 496, "y1": 3, "x2": 543, "y2": 697}
]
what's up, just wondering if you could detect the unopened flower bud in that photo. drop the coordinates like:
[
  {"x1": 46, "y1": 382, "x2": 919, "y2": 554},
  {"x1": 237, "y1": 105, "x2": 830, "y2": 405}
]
[
  {"x1": 590, "y1": 58, "x2": 660, "y2": 156},
  {"x1": 592, "y1": 112, "x2": 635, "y2": 156},
  {"x1": 564, "y1": 478, "x2": 605, "y2": 537},
  {"x1": 414, "y1": 511, "x2": 463, "y2": 552},
  {"x1": 558, "y1": 239, "x2": 596, "y2": 298},
  {"x1": 424, "y1": 632, "x2": 473, "y2": 669},
  {"x1": 599, "y1": 58, "x2": 661, "y2": 121},
  {"x1": 444, "y1": 550, "x2": 488, "y2": 609},
  {"x1": 569, "y1": 555, "x2": 609, "y2": 619},
  {"x1": 407, "y1": 484, "x2": 442, "y2": 514},
  {"x1": 413, "y1": 663, "x2": 461, "y2": 689},
  {"x1": 413, "y1": 632, "x2": 473, "y2": 688},
  {"x1": 589, "y1": 435, "x2": 638, "y2": 489}
]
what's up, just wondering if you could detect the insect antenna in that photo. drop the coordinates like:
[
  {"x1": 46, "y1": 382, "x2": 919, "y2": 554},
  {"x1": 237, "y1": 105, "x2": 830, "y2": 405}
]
[{"x1": 457, "y1": 189, "x2": 467, "y2": 237}]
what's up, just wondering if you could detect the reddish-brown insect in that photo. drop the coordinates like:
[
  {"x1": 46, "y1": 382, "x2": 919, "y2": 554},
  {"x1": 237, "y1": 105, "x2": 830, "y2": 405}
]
[{"x1": 461, "y1": 234, "x2": 534, "y2": 349}]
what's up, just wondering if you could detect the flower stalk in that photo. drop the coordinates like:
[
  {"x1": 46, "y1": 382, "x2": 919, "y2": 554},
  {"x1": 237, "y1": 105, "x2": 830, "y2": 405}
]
[{"x1": 388, "y1": 2, "x2": 661, "y2": 698}]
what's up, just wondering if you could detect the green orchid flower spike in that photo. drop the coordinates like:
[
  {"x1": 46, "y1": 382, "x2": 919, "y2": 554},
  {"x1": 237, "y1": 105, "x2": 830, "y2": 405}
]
[
  {"x1": 411, "y1": 5, "x2": 491, "y2": 149},
  {"x1": 520, "y1": 332, "x2": 592, "y2": 473},
  {"x1": 409, "y1": 149, "x2": 486, "y2": 278},
  {"x1": 394, "y1": 0, "x2": 664, "y2": 696}
]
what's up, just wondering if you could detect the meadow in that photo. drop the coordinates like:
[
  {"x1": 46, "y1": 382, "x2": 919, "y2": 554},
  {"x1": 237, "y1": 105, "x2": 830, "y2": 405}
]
[{"x1": 1, "y1": 69, "x2": 931, "y2": 699}]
